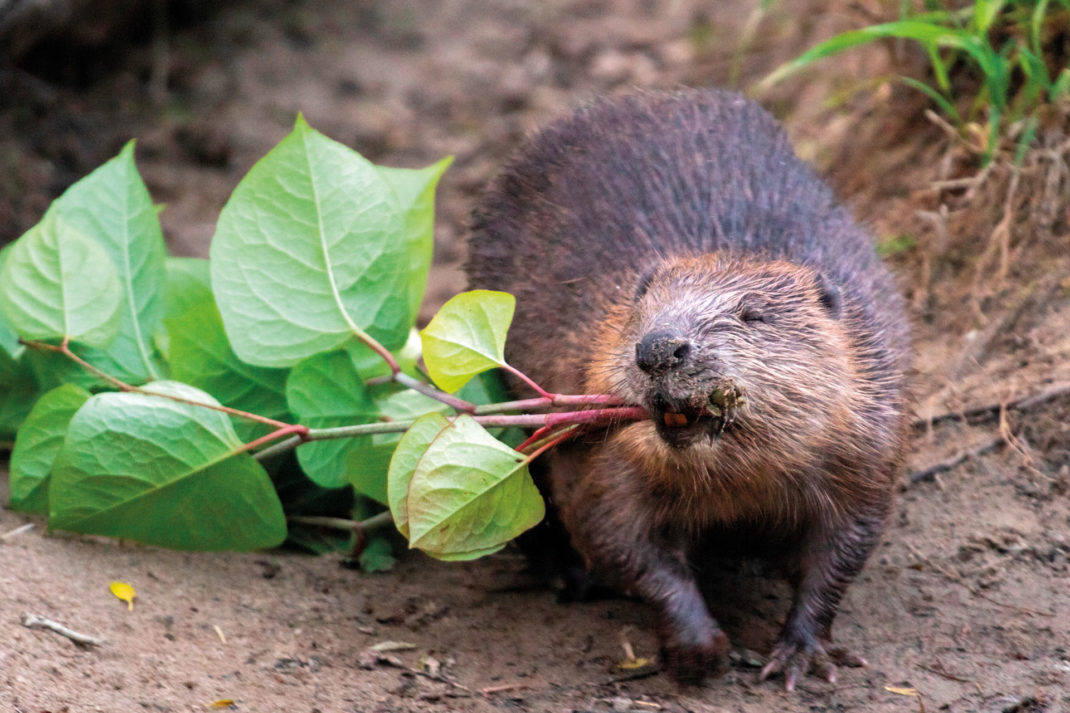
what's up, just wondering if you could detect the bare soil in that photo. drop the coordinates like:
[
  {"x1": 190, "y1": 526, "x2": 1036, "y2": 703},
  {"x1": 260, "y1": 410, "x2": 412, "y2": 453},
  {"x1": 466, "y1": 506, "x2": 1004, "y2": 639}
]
[{"x1": 2, "y1": 1, "x2": 1069, "y2": 712}]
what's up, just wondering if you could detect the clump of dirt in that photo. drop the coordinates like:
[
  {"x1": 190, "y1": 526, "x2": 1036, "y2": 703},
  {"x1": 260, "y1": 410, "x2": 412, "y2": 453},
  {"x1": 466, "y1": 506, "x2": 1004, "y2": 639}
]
[{"x1": 3, "y1": 1, "x2": 1070, "y2": 712}]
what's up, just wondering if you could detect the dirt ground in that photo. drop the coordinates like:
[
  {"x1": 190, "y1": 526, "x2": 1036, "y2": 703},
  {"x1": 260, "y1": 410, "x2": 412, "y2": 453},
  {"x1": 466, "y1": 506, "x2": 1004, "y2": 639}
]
[{"x1": 2, "y1": 1, "x2": 1070, "y2": 712}]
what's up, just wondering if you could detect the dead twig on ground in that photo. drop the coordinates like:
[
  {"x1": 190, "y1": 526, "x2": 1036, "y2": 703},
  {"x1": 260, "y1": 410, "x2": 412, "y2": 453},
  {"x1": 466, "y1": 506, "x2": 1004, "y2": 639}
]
[
  {"x1": 20, "y1": 613, "x2": 104, "y2": 647},
  {"x1": 913, "y1": 382, "x2": 1070, "y2": 430},
  {"x1": 1, "y1": 523, "x2": 34, "y2": 541},
  {"x1": 916, "y1": 661, "x2": 973, "y2": 683},
  {"x1": 481, "y1": 683, "x2": 532, "y2": 696},
  {"x1": 908, "y1": 435, "x2": 1005, "y2": 484}
]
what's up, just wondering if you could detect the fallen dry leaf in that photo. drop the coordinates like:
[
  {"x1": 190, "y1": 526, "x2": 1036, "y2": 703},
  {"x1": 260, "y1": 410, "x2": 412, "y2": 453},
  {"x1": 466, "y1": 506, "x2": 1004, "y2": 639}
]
[
  {"x1": 109, "y1": 581, "x2": 137, "y2": 611},
  {"x1": 618, "y1": 657, "x2": 651, "y2": 670}
]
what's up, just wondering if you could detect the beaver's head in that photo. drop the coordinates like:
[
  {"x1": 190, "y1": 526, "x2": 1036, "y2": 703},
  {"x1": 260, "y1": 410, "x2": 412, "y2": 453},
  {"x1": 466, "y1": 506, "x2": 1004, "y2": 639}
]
[{"x1": 590, "y1": 254, "x2": 853, "y2": 452}]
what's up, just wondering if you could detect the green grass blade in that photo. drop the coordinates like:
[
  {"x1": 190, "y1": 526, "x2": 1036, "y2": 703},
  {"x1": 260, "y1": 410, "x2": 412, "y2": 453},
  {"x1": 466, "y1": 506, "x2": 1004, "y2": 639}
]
[
  {"x1": 1051, "y1": 69, "x2": 1070, "y2": 101},
  {"x1": 1031, "y1": 0, "x2": 1051, "y2": 58},
  {"x1": 898, "y1": 75, "x2": 962, "y2": 122},
  {"x1": 758, "y1": 21, "x2": 975, "y2": 91},
  {"x1": 973, "y1": 0, "x2": 1008, "y2": 34},
  {"x1": 1014, "y1": 116, "x2": 1039, "y2": 167},
  {"x1": 926, "y1": 44, "x2": 953, "y2": 93}
]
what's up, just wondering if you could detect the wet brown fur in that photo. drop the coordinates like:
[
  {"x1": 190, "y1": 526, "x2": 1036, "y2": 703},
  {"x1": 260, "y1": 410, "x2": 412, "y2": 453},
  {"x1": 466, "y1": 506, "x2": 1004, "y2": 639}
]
[{"x1": 466, "y1": 89, "x2": 911, "y2": 685}]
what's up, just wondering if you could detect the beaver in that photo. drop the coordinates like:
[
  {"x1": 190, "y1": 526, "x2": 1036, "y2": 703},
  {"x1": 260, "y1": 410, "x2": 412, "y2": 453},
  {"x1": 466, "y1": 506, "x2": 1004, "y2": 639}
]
[{"x1": 465, "y1": 89, "x2": 911, "y2": 689}]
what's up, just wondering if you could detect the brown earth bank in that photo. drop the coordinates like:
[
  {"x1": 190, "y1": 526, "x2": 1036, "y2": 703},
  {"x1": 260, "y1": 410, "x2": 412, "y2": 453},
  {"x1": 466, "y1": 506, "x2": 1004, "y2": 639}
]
[{"x1": 2, "y1": 1, "x2": 1070, "y2": 712}]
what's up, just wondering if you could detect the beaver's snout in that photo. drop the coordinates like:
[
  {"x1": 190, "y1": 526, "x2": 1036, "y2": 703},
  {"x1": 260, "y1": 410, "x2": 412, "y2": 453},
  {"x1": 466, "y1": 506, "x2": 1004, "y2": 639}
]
[{"x1": 636, "y1": 330, "x2": 692, "y2": 373}]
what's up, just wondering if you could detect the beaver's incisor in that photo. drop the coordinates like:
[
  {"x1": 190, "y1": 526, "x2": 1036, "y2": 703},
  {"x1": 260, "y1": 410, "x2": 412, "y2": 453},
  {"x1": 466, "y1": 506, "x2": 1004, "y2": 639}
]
[{"x1": 465, "y1": 89, "x2": 911, "y2": 689}]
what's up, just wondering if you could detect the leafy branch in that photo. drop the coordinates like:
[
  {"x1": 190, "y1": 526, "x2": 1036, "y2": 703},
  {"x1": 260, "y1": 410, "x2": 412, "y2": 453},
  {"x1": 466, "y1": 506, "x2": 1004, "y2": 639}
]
[{"x1": 0, "y1": 118, "x2": 646, "y2": 562}]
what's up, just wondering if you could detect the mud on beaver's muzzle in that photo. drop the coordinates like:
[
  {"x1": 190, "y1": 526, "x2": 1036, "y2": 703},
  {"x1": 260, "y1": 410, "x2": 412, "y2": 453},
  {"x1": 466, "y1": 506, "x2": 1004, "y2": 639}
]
[{"x1": 649, "y1": 385, "x2": 744, "y2": 449}]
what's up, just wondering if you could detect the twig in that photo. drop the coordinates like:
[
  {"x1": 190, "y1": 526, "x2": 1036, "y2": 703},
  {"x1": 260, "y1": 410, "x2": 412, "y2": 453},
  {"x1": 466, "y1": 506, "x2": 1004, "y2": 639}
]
[
  {"x1": 523, "y1": 428, "x2": 582, "y2": 462},
  {"x1": 500, "y1": 362, "x2": 553, "y2": 400},
  {"x1": 481, "y1": 683, "x2": 532, "y2": 696},
  {"x1": 972, "y1": 591, "x2": 1054, "y2": 618},
  {"x1": 287, "y1": 511, "x2": 394, "y2": 533},
  {"x1": 915, "y1": 662, "x2": 973, "y2": 684},
  {"x1": 913, "y1": 382, "x2": 1070, "y2": 430},
  {"x1": 21, "y1": 614, "x2": 104, "y2": 647},
  {"x1": 21, "y1": 338, "x2": 302, "y2": 431},
  {"x1": 394, "y1": 372, "x2": 476, "y2": 414},
  {"x1": 261, "y1": 407, "x2": 647, "y2": 449},
  {"x1": 1, "y1": 523, "x2": 35, "y2": 541},
  {"x1": 908, "y1": 435, "x2": 1004, "y2": 484},
  {"x1": 474, "y1": 393, "x2": 623, "y2": 415},
  {"x1": 233, "y1": 424, "x2": 309, "y2": 457},
  {"x1": 253, "y1": 434, "x2": 303, "y2": 462}
]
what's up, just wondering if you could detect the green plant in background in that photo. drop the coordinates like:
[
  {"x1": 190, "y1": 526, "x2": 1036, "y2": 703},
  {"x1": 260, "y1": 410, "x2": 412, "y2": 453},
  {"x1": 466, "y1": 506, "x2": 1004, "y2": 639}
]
[
  {"x1": 0, "y1": 119, "x2": 644, "y2": 563},
  {"x1": 759, "y1": 0, "x2": 1070, "y2": 161}
]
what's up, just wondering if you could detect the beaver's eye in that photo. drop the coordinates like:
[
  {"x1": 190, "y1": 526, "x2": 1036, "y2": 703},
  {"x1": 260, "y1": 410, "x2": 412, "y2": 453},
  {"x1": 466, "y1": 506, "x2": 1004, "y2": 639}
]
[
  {"x1": 634, "y1": 267, "x2": 657, "y2": 301},
  {"x1": 740, "y1": 309, "x2": 767, "y2": 324}
]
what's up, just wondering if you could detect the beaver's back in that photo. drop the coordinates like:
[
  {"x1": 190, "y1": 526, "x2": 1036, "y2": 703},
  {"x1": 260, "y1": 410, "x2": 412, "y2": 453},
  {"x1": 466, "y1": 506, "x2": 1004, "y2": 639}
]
[{"x1": 466, "y1": 89, "x2": 908, "y2": 395}]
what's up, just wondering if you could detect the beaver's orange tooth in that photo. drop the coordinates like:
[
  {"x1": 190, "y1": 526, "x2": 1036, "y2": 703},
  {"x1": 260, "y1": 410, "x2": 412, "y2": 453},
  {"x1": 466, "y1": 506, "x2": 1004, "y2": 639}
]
[{"x1": 663, "y1": 412, "x2": 689, "y2": 427}]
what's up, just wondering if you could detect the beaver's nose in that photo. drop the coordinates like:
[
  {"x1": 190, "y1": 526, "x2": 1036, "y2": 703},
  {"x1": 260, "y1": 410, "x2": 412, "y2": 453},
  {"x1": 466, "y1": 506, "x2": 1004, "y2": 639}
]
[{"x1": 635, "y1": 331, "x2": 691, "y2": 373}]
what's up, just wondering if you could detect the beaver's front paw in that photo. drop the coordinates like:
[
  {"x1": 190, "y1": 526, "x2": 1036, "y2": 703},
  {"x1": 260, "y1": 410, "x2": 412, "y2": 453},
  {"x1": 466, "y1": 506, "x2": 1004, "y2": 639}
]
[
  {"x1": 660, "y1": 626, "x2": 730, "y2": 684},
  {"x1": 759, "y1": 638, "x2": 866, "y2": 691}
]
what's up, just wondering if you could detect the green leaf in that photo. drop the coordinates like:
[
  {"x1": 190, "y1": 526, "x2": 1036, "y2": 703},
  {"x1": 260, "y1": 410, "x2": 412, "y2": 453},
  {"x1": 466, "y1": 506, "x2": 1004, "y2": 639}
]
[
  {"x1": 403, "y1": 414, "x2": 544, "y2": 560},
  {"x1": 420, "y1": 290, "x2": 516, "y2": 393},
  {"x1": 8, "y1": 384, "x2": 91, "y2": 514},
  {"x1": 46, "y1": 141, "x2": 167, "y2": 382},
  {"x1": 21, "y1": 348, "x2": 109, "y2": 393},
  {"x1": 286, "y1": 350, "x2": 378, "y2": 488},
  {"x1": 0, "y1": 212, "x2": 122, "y2": 347},
  {"x1": 167, "y1": 300, "x2": 292, "y2": 442},
  {"x1": 345, "y1": 328, "x2": 422, "y2": 381},
  {"x1": 162, "y1": 257, "x2": 213, "y2": 318},
  {"x1": 358, "y1": 536, "x2": 397, "y2": 573},
  {"x1": 346, "y1": 441, "x2": 397, "y2": 504},
  {"x1": 155, "y1": 257, "x2": 214, "y2": 361},
  {"x1": 377, "y1": 157, "x2": 452, "y2": 326},
  {"x1": 0, "y1": 245, "x2": 22, "y2": 361},
  {"x1": 387, "y1": 412, "x2": 451, "y2": 539},
  {"x1": 50, "y1": 381, "x2": 287, "y2": 551},
  {"x1": 0, "y1": 357, "x2": 39, "y2": 439},
  {"x1": 211, "y1": 115, "x2": 414, "y2": 368},
  {"x1": 345, "y1": 388, "x2": 450, "y2": 503}
]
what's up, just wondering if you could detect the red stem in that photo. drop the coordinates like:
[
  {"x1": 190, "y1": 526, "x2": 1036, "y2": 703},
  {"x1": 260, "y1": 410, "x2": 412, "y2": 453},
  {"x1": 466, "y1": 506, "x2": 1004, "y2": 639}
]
[
  {"x1": 234, "y1": 424, "x2": 310, "y2": 456},
  {"x1": 524, "y1": 428, "x2": 582, "y2": 462},
  {"x1": 475, "y1": 393, "x2": 624, "y2": 414},
  {"x1": 515, "y1": 425, "x2": 553, "y2": 452},
  {"x1": 23, "y1": 338, "x2": 302, "y2": 431},
  {"x1": 475, "y1": 406, "x2": 648, "y2": 430},
  {"x1": 354, "y1": 331, "x2": 401, "y2": 374},
  {"x1": 500, "y1": 362, "x2": 554, "y2": 399}
]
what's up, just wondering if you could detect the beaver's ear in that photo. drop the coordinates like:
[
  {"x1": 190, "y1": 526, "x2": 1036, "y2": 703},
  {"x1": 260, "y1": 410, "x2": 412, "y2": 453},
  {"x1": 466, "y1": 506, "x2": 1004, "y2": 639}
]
[{"x1": 815, "y1": 272, "x2": 842, "y2": 319}]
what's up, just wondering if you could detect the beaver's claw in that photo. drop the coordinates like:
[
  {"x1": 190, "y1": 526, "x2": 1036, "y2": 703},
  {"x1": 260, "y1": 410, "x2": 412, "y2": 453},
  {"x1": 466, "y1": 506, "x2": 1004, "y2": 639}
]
[{"x1": 758, "y1": 640, "x2": 866, "y2": 691}]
